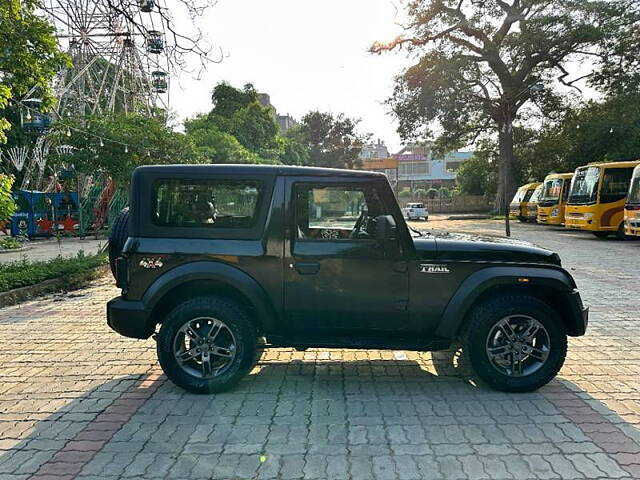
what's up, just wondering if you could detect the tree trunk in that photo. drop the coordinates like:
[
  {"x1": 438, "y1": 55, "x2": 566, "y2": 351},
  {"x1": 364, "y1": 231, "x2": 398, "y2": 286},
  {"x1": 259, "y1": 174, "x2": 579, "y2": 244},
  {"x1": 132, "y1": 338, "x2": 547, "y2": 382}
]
[{"x1": 497, "y1": 115, "x2": 516, "y2": 236}]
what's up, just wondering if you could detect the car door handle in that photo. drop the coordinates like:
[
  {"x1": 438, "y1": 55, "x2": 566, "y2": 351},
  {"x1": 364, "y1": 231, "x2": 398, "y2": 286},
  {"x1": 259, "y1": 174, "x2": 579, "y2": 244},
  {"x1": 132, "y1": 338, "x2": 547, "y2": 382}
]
[{"x1": 292, "y1": 262, "x2": 320, "y2": 275}]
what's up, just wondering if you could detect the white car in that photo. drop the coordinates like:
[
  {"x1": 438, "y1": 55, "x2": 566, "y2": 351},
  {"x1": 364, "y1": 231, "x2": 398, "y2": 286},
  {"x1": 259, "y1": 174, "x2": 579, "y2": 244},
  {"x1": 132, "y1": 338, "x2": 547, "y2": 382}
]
[{"x1": 402, "y1": 202, "x2": 429, "y2": 221}]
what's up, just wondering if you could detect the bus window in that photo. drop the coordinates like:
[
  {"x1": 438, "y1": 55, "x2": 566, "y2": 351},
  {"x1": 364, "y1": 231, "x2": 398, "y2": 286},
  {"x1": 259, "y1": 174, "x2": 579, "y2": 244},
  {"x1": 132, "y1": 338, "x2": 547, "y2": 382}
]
[
  {"x1": 568, "y1": 167, "x2": 600, "y2": 204},
  {"x1": 600, "y1": 168, "x2": 634, "y2": 203}
]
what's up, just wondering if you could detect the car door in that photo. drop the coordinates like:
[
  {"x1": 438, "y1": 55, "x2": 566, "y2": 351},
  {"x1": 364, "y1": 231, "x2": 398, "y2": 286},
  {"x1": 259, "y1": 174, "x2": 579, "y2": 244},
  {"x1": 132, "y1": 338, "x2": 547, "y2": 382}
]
[{"x1": 283, "y1": 177, "x2": 411, "y2": 336}]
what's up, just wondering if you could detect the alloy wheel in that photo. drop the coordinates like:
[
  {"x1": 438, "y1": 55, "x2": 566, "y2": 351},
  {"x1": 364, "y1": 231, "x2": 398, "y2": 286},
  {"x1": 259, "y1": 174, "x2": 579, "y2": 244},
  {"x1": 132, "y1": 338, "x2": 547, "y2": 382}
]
[
  {"x1": 485, "y1": 315, "x2": 551, "y2": 377},
  {"x1": 173, "y1": 317, "x2": 237, "y2": 379}
]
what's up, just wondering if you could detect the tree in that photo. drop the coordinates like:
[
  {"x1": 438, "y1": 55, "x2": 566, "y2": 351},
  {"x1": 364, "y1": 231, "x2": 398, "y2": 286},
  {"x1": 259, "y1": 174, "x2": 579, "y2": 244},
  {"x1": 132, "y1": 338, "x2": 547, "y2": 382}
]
[
  {"x1": 0, "y1": 174, "x2": 17, "y2": 221},
  {"x1": 186, "y1": 82, "x2": 286, "y2": 163},
  {"x1": 60, "y1": 114, "x2": 200, "y2": 185},
  {"x1": 372, "y1": 0, "x2": 636, "y2": 217},
  {"x1": 290, "y1": 111, "x2": 369, "y2": 169},
  {"x1": 0, "y1": 0, "x2": 68, "y2": 142}
]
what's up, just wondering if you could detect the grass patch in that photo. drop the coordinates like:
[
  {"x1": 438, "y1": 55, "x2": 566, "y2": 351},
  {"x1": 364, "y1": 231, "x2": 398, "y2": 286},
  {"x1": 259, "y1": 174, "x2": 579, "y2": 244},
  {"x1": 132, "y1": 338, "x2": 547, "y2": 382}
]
[
  {"x1": 0, "y1": 251, "x2": 107, "y2": 293},
  {"x1": 0, "y1": 237, "x2": 22, "y2": 250},
  {"x1": 491, "y1": 215, "x2": 518, "y2": 220}
]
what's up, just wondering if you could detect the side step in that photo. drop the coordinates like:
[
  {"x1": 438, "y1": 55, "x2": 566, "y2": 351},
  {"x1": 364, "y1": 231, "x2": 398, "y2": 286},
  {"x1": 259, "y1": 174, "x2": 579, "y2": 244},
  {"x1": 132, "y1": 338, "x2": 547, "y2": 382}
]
[{"x1": 264, "y1": 334, "x2": 451, "y2": 352}]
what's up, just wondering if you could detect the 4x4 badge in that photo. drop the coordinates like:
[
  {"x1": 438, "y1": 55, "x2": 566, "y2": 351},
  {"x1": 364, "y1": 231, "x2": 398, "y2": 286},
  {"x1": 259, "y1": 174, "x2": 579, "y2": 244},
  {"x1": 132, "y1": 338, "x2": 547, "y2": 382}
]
[
  {"x1": 139, "y1": 257, "x2": 164, "y2": 269},
  {"x1": 419, "y1": 263, "x2": 450, "y2": 274}
]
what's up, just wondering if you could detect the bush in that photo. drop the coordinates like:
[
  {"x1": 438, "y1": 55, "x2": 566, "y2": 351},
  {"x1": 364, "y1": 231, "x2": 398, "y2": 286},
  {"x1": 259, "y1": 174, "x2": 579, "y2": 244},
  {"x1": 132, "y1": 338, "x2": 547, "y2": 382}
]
[
  {"x1": 398, "y1": 187, "x2": 412, "y2": 198},
  {"x1": 427, "y1": 188, "x2": 439, "y2": 199},
  {"x1": 0, "y1": 251, "x2": 107, "y2": 292},
  {"x1": 0, "y1": 237, "x2": 21, "y2": 250},
  {"x1": 413, "y1": 188, "x2": 427, "y2": 199}
]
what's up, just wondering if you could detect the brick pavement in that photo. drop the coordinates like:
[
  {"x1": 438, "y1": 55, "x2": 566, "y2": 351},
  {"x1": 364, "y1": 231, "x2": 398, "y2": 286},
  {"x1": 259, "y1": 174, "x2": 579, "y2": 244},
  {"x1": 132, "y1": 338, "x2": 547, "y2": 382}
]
[{"x1": 0, "y1": 221, "x2": 639, "y2": 479}]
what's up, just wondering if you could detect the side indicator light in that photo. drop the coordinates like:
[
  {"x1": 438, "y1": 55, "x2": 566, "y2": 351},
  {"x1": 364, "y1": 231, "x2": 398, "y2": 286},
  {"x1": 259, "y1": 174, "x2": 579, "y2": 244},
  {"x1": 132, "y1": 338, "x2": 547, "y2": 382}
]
[{"x1": 518, "y1": 278, "x2": 530, "y2": 283}]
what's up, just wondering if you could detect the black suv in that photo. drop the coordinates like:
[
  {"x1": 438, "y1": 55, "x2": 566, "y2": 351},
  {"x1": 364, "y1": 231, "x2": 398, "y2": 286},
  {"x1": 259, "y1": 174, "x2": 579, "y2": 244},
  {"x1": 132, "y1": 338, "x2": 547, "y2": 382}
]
[{"x1": 107, "y1": 165, "x2": 588, "y2": 394}]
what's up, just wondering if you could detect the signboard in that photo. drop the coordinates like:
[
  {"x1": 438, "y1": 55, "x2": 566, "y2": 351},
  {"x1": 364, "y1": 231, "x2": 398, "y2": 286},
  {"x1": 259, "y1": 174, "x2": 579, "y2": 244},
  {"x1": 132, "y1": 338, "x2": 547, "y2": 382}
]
[{"x1": 361, "y1": 157, "x2": 398, "y2": 170}]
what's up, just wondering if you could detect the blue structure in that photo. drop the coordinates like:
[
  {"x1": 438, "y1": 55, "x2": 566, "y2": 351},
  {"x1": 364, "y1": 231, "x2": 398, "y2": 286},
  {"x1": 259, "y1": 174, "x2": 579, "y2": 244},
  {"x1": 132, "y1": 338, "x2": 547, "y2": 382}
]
[{"x1": 11, "y1": 190, "x2": 79, "y2": 237}]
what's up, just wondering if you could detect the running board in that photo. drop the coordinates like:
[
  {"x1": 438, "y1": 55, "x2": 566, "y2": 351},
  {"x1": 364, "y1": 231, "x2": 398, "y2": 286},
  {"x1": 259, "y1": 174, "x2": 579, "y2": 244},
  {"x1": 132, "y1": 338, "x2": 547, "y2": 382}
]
[{"x1": 264, "y1": 335, "x2": 451, "y2": 352}]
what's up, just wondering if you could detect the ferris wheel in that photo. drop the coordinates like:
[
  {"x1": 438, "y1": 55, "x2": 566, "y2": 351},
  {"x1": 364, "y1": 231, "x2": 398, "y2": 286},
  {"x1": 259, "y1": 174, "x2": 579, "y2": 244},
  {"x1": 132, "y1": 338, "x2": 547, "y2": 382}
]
[{"x1": 39, "y1": 0, "x2": 171, "y2": 120}]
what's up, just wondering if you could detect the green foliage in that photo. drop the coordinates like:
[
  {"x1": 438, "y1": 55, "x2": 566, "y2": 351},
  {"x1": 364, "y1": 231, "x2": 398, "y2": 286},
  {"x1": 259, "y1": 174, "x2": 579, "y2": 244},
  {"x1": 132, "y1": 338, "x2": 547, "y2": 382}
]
[
  {"x1": 0, "y1": 237, "x2": 21, "y2": 250},
  {"x1": 456, "y1": 154, "x2": 499, "y2": 196},
  {"x1": 398, "y1": 187, "x2": 412, "y2": 198},
  {"x1": 426, "y1": 188, "x2": 439, "y2": 200},
  {"x1": 0, "y1": 0, "x2": 69, "y2": 142},
  {"x1": 0, "y1": 175, "x2": 17, "y2": 221},
  {"x1": 291, "y1": 111, "x2": 369, "y2": 169},
  {"x1": 60, "y1": 114, "x2": 200, "y2": 185},
  {"x1": 0, "y1": 252, "x2": 107, "y2": 292},
  {"x1": 413, "y1": 188, "x2": 427, "y2": 199}
]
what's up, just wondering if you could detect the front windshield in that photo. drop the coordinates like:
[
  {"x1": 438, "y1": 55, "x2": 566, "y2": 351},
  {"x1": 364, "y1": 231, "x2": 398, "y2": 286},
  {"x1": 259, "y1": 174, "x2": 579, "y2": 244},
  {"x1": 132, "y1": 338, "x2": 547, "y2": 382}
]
[
  {"x1": 542, "y1": 179, "x2": 563, "y2": 202},
  {"x1": 511, "y1": 187, "x2": 527, "y2": 204},
  {"x1": 626, "y1": 170, "x2": 640, "y2": 204},
  {"x1": 529, "y1": 185, "x2": 543, "y2": 203},
  {"x1": 568, "y1": 167, "x2": 600, "y2": 204}
]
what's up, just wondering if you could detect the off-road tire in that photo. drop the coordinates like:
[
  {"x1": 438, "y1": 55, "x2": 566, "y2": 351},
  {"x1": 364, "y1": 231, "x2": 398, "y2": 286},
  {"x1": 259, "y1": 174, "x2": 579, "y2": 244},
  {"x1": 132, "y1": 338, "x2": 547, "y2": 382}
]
[
  {"x1": 461, "y1": 295, "x2": 567, "y2": 393},
  {"x1": 108, "y1": 207, "x2": 129, "y2": 278},
  {"x1": 593, "y1": 231, "x2": 610, "y2": 238},
  {"x1": 157, "y1": 296, "x2": 257, "y2": 394}
]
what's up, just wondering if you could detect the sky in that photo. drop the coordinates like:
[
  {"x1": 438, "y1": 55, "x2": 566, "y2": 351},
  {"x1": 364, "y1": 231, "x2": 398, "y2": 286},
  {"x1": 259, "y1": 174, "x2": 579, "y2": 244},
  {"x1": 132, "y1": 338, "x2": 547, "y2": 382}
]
[{"x1": 170, "y1": 0, "x2": 412, "y2": 152}]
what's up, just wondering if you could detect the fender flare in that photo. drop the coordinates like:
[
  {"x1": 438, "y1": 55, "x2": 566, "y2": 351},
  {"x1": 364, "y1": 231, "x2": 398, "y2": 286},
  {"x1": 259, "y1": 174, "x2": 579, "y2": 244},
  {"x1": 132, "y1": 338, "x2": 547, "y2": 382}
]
[
  {"x1": 435, "y1": 266, "x2": 576, "y2": 339},
  {"x1": 142, "y1": 261, "x2": 276, "y2": 332}
]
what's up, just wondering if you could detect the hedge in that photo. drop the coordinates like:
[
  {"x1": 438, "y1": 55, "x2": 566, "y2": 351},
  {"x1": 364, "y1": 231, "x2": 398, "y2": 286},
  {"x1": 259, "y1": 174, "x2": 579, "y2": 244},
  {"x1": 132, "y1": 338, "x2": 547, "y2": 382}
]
[{"x1": 0, "y1": 252, "x2": 107, "y2": 293}]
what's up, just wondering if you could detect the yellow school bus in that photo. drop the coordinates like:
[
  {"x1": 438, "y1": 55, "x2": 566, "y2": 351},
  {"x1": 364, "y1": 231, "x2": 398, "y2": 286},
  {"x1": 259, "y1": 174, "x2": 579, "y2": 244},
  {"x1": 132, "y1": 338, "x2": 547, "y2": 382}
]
[
  {"x1": 565, "y1": 160, "x2": 640, "y2": 238},
  {"x1": 524, "y1": 184, "x2": 543, "y2": 222},
  {"x1": 537, "y1": 173, "x2": 573, "y2": 225},
  {"x1": 509, "y1": 182, "x2": 541, "y2": 222},
  {"x1": 624, "y1": 164, "x2": 640, "y2": 237}
]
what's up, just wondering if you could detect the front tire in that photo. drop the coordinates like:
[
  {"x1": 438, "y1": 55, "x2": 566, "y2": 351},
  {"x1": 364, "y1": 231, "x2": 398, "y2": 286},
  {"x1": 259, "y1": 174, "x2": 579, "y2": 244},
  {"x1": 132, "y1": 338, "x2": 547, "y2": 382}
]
[
  {"x1": 461, "y1": 295, "x2": 567, "y2": 393},
  {"x1": 157, "y1": 296, "x2": 257, "y2": 394}
]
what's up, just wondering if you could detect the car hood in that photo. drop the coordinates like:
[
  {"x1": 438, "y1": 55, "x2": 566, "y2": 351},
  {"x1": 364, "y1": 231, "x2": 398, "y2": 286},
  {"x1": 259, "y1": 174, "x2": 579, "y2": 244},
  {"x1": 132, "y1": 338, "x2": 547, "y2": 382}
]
[{"x1": 413, "y1": 232, "x2": 561, "y2": 265}]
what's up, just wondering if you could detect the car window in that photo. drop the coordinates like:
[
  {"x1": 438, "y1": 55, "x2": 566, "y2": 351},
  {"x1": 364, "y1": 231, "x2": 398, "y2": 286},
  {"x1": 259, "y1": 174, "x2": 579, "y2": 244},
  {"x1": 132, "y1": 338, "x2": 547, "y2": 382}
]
[
  {"x1": 153, "y1": 179, "x2": 262, "y2": 228},
  {"x1": 294, "y1": 183, "x2": 385, "y2": 240}
]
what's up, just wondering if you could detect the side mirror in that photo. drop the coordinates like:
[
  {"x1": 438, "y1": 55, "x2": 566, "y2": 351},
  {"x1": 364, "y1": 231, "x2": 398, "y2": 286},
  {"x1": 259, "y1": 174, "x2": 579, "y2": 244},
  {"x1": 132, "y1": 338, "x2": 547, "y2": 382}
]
[{"x1": 375, "y1": 215, "x2": 397, "y2": 243}]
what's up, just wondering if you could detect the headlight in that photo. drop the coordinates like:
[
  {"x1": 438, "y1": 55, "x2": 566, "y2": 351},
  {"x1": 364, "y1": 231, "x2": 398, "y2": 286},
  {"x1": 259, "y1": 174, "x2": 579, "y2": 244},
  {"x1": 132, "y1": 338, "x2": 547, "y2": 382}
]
[{"x1": 551, "y1": 208, "x2": 559, "y2": 217}]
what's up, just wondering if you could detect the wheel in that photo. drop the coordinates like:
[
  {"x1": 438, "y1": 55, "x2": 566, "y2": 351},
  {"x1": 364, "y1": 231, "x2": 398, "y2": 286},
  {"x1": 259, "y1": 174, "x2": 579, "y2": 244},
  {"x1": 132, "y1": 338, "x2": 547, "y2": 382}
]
[
  {"x1": 108, "y1": 207, "x2": 129, "y2": 278},
  {"x1": 157, "y1": 296, "x2": 258, "y2": 394},
  {"x1": 593, "y1": 231, "x2": 610, "y2": 238},
  {"x1": 461, "y1": 295, "x2": 567, "y2": 393},
  {"x1": 615, "y1": 222, "x2": 627, "y2": 240}
]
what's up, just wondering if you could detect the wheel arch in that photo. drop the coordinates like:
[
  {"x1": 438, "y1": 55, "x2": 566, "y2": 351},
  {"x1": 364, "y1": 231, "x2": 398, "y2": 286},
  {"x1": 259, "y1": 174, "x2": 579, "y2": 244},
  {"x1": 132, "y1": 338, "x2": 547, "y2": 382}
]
[
  {"x1": 435, "y1": 266, "x2": 584, "y2": 339},
  {"x1": 143, "y1": 261, "x2": 276, "y2": 336}
]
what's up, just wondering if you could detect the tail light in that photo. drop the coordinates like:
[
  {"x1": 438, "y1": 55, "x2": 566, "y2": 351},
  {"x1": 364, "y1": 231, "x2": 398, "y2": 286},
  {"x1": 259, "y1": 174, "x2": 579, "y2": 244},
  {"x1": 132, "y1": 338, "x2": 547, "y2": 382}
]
[{"x1": 115, "y1": 257, "x2": 129, "y2": 290}]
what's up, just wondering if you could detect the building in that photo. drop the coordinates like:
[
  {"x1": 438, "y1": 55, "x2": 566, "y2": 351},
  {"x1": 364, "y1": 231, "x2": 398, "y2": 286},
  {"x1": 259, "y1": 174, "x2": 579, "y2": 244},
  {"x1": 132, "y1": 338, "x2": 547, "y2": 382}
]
[
  {"x1": 258, "y1": 93, "x2": 298, "y2": 133},
  {"x1": 394, "y1": 143, "x2": 472, "y2": 190},
  {"x1": 359, "y1": 140, "x2": 390, "y2": 160}
]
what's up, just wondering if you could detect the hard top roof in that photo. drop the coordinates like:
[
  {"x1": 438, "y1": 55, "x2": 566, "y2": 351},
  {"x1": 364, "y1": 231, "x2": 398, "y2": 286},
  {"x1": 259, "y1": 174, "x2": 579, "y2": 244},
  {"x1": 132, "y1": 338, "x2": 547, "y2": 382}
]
[{"x1": 133, "y1": 164, "x2": 385, "y2": 178}]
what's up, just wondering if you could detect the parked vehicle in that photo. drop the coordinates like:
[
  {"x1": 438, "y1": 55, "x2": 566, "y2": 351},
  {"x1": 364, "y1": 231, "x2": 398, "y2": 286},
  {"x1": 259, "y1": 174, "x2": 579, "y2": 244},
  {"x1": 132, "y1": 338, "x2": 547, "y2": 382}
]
[
  {"x1": 509, "y1": 183, "x2": 541, "y2": 222},
  {"x1": 524, "y1": 184, "x2": 543, "y2": 222},
  {"x1": 107, "y1": 165, "x2": 588, "y2": 394},
  {"x1": 537, "y1": 173, "x2": 573, "y2": 225},
  {"x1": 624, "y1": 164, "x2": 640, "y2": 237},
  {"x1": 565, "y1": 160, "x2": 640, "y2": 239},
  {"x1": 402, "y1": 202, "x2": 429, "y2": 221}
]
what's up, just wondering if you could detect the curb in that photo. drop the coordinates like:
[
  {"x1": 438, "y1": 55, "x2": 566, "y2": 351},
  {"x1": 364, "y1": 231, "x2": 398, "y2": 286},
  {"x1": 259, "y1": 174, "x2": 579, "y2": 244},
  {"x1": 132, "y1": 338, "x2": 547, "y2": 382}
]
[
  {"x1": 0, "y1": 264, "x2": 109, "y2": 308},
  {"x1": 0, "y1": 246, "x2": 30, "y2": 254}
]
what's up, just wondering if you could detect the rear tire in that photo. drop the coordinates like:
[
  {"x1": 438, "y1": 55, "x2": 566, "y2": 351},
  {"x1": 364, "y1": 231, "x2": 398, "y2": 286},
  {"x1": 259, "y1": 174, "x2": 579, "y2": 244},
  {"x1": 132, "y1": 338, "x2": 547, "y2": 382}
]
[
  {"x1": 593, "y1": 231, "x2": 610, "y2": 238},
  {"x1": 108, "y1": 207, "x2": 129, "y2": 278},
  {"x1": 461, "y1": 295, "x2": 567, "y2": 393},
  {"x1": 157, "y1": 296, "x2": 257, "y2": 394}
]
